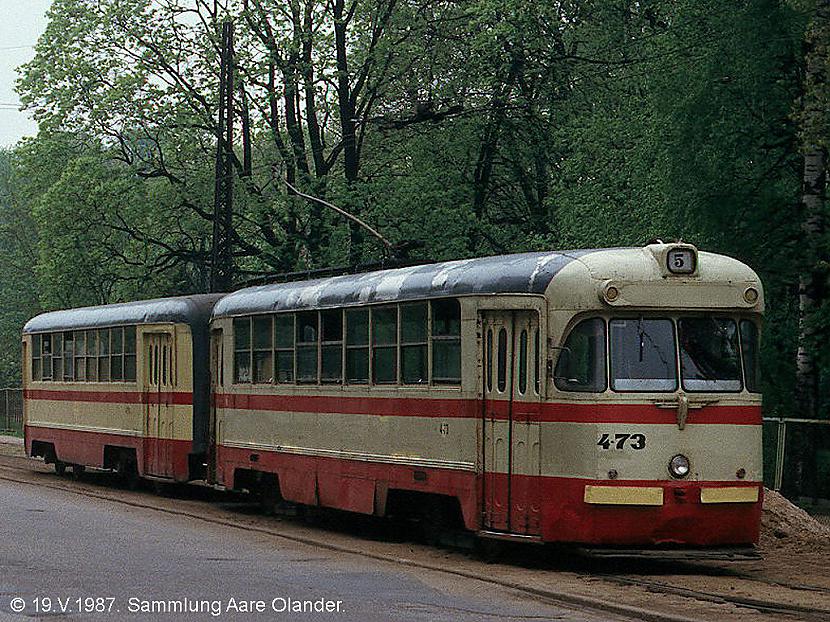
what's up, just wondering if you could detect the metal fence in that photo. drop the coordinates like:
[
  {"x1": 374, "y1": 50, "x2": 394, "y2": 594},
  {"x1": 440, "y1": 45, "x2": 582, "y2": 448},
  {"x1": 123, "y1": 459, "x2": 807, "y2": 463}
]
[
  {"x1": 763, "y1": 417, "x2": 830, "y2": 500},
  {"x1": 0, "y1": 388, "x2": 23, "y2": 436}
]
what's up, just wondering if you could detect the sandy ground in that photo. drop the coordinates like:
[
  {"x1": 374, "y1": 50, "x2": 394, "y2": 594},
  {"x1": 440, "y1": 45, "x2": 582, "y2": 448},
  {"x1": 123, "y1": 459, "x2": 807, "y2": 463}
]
[{"x1": 1, "y1": 439, "x2": 828, "y2": 622}]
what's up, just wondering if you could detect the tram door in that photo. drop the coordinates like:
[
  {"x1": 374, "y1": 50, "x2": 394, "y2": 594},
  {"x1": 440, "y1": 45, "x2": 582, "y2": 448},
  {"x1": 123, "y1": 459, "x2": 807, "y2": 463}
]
[
  {"x1": 208, "y1": 328, "x2": 223, "y2": 484},
  {"x1": 143, "y1": 332, "x2": 174, "y2": 478},
  {"x1": 482, "y1": 311, "x2": 542, "y2": 535}
]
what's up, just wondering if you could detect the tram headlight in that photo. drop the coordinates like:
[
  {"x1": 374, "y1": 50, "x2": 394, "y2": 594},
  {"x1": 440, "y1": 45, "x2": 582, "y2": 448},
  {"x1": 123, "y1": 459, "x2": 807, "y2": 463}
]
[{"x1": 668, "y1": 454, "x2": 691, "y2": 479}]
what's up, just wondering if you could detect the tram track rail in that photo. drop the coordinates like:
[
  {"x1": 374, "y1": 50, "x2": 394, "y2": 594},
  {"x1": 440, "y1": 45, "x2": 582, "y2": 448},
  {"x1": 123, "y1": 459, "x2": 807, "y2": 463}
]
[
  {"x1": 597, "y1": 575, "x2": 830, "y2": 621},
  {"x1": 0, "y1": 453, "x2": 827, "y2": 622}
]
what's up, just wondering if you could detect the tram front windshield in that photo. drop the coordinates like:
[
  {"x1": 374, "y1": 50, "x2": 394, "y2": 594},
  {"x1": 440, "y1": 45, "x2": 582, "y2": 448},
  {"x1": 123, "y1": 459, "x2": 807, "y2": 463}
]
[
  {"x1": 582, "y1": 315, "x2": 759, "y2": 394},
  {"x1": 677, "y1": 318, "x2": 742, "y2": 391},
  {"x1": 610, "y1": 319, "x2": 676, "y2": 391}
]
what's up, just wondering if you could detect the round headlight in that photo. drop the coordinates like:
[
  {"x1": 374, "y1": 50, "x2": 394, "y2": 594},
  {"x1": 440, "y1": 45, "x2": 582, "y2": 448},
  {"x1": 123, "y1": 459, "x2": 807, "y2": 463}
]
[
  {"x1": 668, "y1": 454, "x2": 690, "y2": 479},
  {"x1": 744, "y1": 287, "x2": 759, "y2": 304},
  {"x1": 605, "y1": 286, "x2": 620, "y2": 302}
]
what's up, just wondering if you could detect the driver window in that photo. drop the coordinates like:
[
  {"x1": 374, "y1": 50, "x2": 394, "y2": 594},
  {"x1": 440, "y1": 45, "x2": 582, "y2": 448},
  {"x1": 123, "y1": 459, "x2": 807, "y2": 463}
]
[{"x1": 554, "y1": 318, "x2": 607, "y2": 392}]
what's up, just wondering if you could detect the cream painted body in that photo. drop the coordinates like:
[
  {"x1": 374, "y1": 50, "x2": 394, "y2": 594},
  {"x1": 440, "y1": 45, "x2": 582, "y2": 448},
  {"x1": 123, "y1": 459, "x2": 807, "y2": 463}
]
[
  {"x1": 540, "y1": 422, "x2": 762, "y2": 481},
  {"x1": 220, "y1": 409, "x2": 478, "y2": 471},
  {"x1": 213, "y1": 296, "x2": 551, "y2": 474},
  {"x1": 213, "y1": 244, "x2": 764, "y2": 508},
  {"x1": 23, "y1": 323, "x2": 195, "y2": 443}
]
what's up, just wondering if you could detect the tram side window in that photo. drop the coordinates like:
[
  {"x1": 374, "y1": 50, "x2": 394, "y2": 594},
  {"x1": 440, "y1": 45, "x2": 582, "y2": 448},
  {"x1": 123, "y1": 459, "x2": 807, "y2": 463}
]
[
  {"x1": 346, "y1": 309, "x2": 369, "y2": 383},
  {"x1": 321, "y1": 310, "x2": 343, "y2": 383},
  {"x1": 74, "y1": 330, "x2": 86, "y2": 381},
  {"x1": 98, "y1": 329, "x2": 111, "y2": 382},
  {"x1": 31, "y1": 334, "x2": 41, "y2": 381},
  {"x1": 401, "y1": 303, "x2": 428, "y2": 384},
  {"x1": 253, "y1": 316, "x2": 273, "y2": 384},
  {"x1": 740, "y1": 320, "x2": 760, "y2": 393},
  {"x1": 275, "y1": 314, "x2": 295, "y2": 383},
  {"x1": 63, "y1": 332, "x2": 74, "y2": 381},
  {"x1": 497, "y1": 328, "x2": 508, "y2": 392},
  {"x1": 86, "y1": 330, "x2": 98, "y2": 381},
  {"x1": 518, "y1": 330, "x2": 528, "y2": 394},
  {"x1": 233, "y1": 317, "x2": 252, "y2": 383},
  {"x1": 431, "y1": 299, "x2": 461, "y2": 385},
  {"x1": 52, "y1": 333, "x2": 63, "y2": 382},
  {"x1": 124, "y1": 327, "x2": 137, "y2": 381},
  {"x1": 372, "y1": 306, "x2": 398, "y2": 384},
  {"x1": 296, "y1": 311, "x2": 319, "y2": 383},
  {"x1": 41, "y1": 334, "x2": 52, "y2": 380},
  {"x1": 110, "y1": 327, "x2": 124, "y2": 382},
  {"x1": 554, "y1": 318, "x2": 606, "y2": 392}
]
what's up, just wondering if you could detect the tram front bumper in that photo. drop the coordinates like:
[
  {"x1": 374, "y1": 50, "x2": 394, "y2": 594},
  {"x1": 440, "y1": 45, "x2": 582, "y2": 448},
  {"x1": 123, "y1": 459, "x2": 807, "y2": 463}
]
[{"x1": 542, "y1": 479, "x2": 763, "y2": 547}]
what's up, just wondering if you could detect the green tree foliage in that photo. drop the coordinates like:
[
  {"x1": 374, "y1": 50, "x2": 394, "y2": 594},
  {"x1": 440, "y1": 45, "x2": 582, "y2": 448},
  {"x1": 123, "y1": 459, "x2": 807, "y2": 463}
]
[
  {"x1": 0, "y1": 0, "x2": 826, "y2": 452},
  {"x1": 0, "y1": 150, "x2": 41, "y2": 386}
]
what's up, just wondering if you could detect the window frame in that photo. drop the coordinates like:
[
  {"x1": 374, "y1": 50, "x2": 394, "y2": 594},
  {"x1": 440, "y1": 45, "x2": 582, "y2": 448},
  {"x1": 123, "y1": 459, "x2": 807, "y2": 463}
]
[
  {"x1": 739, "y1": 318, "x2": 761, "y2": 394},
  {"x1": 320, "y1": 309, "x2": 344, "y2": 384},
  {"x1": 31, "y1": 333, "x2": 42, "y2": 382},
  {"x1": 274, "y1": 313, "x2": 296, "y2": 384},
  {"x1": 609, "y1": 316, "x2": 678, "y2": 393},
  {"x1": 553, "y1": 313, "x2": 763, "y2": 396},
  {"x1": 296, "y1": 311, "x2": 320, "y2": 384},
  {"x1": 345, "y1": 308, "x2": 370, "y2": 384},
  {"x1": 496, "y1": 327, "x2": 508, "y2": 393},
  {"x1": 430, "y1": 298, "x2": 462, "y2": 386},
  {"x1": 518, "y1": 329, "x2": 528, "y2": 395},
  {"x1": 371, "y1": 305, "x2": 399, "y2": 385},
  {"x1": 252, "y1": 315, "x2": 274, "y2": 385},
  {"x1": 400, "y1": 302, "x2": 429, "y2": 385},
  {"x1": 221, "y1": 298, "x2": 463, "y2": 389},
  {"x1": 554, "y1": 317, "x2": 609, "y2": 394},
  {"x1": 28, "y1": 325, "x2": 138, "y2": 384},
  {"x1": 233, "y1": 317, "x2": 253, "y2": 384},
  {"x1": 123, "y1": 326, "x2": 137, "y2": 382},
  {"x1": 678, "y1": 316, "x2": 743, "y2": 393}
]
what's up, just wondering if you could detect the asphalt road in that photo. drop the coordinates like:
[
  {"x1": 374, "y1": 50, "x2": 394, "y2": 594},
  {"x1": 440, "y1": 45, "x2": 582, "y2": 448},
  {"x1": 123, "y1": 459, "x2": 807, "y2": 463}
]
[{"x1": 0, "y1": 478, "x2": 616, "y2": 622}]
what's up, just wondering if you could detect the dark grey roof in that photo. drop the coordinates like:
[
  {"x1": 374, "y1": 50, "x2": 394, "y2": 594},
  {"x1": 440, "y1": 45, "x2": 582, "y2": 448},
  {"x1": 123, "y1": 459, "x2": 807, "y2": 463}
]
[
  {"x1": 213, "y1": 250, "x2": 593, "y2": 318},
  {"x1": 23, "y1": 294, "x2": 225, "y2": 334}
]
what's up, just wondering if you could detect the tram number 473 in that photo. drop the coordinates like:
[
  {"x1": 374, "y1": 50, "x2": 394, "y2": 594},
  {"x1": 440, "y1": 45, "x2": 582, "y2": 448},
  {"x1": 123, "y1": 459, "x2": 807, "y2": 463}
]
[{"x1": 597, "y1": 433, "x2": 647, "y2": 450}]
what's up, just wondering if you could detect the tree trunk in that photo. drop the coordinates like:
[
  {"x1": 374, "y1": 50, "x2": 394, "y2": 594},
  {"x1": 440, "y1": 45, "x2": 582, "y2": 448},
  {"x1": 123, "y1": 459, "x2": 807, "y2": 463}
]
[
  {"x1": 792, "y1": 0, "x2": 829, "y2": 497},
  {"x1": 333, "y1": 0, "x2": 363, "y2": 265}
]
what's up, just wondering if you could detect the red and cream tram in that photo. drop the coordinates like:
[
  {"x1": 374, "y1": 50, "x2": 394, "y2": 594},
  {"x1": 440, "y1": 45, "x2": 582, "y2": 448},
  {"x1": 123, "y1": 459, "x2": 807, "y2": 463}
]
[
  {"x1": 209, "y1": 242, "x2": 763, "y2": 550},
  {"x1": 22, "y1": 295, "x2": 222, "y2": 482}
]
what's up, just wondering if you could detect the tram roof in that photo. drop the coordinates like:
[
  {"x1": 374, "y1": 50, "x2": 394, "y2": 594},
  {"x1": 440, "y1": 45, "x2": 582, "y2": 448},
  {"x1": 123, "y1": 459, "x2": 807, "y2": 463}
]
[
  {"x1": 213, "y1": 250, "x2": 595, "y2": 318},
  {"x1": 23, "y1": 294, "x2": 225, "y2": 334}
]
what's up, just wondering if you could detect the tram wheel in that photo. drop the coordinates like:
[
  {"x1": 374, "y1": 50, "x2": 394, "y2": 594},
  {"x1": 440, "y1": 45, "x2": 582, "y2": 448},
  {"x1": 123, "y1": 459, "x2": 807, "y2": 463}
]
[{"x1": 54, "y1": 461, "x2": 66, "y2": 476}]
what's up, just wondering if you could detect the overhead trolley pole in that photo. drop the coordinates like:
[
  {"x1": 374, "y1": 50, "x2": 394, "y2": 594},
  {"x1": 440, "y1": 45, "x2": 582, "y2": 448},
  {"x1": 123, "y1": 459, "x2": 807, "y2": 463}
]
[{"x1": 211, "y1": 20, "x2": 235, "y2": 293}]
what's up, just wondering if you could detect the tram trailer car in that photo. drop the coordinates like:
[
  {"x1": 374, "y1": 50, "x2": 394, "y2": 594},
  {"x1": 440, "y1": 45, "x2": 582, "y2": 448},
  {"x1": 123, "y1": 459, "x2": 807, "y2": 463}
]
[
  {"x1": 210, "y1": 242, "x2": 764, "y2": 551},
  {"x1": 23, "y1": 295, "x2": 223, "y2": 482}
]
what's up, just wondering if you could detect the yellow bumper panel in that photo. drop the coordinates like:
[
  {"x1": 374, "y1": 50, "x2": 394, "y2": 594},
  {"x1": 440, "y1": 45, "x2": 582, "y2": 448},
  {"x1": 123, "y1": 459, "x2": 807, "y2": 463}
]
[
  {"x1": 700, "y1": 486, "x2": 760, "y2": 504},
  {"x1": 584, "y1": 485, "x2": 664, "y2": 506}
]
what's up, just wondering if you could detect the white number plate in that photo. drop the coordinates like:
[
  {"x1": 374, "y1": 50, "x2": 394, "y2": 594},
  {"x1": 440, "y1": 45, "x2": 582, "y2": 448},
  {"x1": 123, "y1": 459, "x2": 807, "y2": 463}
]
[{"x1": 667, "y1": 248, "x2": 695, "y2": 274}]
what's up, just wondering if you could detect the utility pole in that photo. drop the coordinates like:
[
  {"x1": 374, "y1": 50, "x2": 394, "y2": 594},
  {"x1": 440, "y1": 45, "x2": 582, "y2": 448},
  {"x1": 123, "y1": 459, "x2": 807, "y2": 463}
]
[{"x1": 211, "y1": 20, "x2": 235, "y2": 293}]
